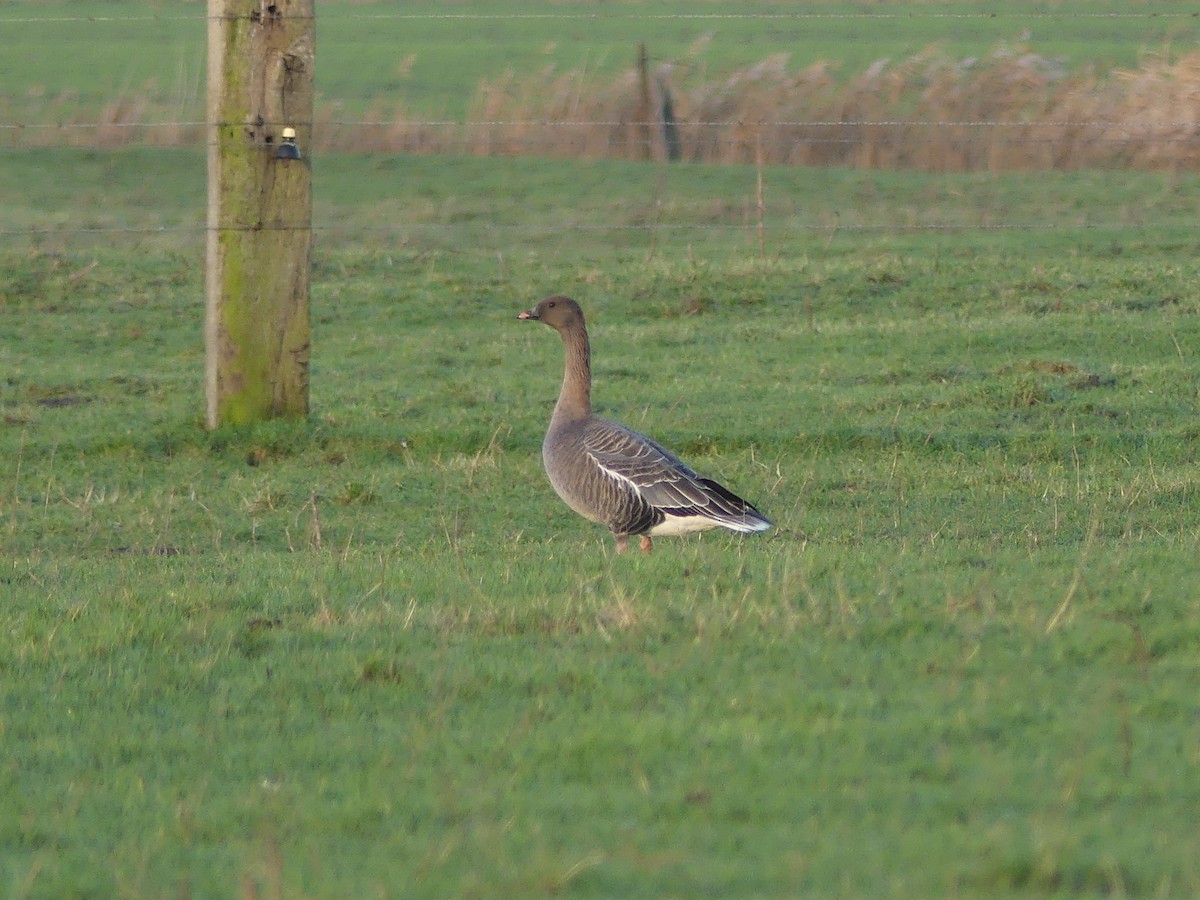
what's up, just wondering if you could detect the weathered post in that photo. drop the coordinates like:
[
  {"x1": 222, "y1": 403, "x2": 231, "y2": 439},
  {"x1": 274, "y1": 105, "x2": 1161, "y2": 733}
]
[
  {"x1": 635, "y1": 43, "x2": 663, "y2": 162},
  {"x1": 634, "y1": 44, "x2": 679, "y2": 164},
  {"x1": 205, "y1": 0, "x2": 314, "y2": 428}
]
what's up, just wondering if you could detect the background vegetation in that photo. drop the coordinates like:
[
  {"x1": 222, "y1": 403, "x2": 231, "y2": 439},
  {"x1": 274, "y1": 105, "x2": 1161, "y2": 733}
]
[
  {"x1": 2, "y1": 2, "x2": 1200, "y2": 897},
  {"x1": 5, "y1": 0, "x2": 1200, "y2": 170}
]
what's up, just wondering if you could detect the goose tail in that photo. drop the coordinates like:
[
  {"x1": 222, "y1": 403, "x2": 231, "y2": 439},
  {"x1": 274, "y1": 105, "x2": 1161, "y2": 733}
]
[{"x1": 697, "y1": 477, "x2": 773, "y2": 534}]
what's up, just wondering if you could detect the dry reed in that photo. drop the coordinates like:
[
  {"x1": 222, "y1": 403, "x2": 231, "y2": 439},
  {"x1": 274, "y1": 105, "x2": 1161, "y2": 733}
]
[
  {"x1": 5, "y1": 42, "x2": 1199, "y2": 172},
  {"x1": 435, "y1": 42, "x2": 1200, "y2": 173}
]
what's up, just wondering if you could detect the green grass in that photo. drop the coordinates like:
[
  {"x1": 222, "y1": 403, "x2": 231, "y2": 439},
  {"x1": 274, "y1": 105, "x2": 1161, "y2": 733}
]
[{"x1": 3, "y1": 145, "x2": 1200, "y2": 896}]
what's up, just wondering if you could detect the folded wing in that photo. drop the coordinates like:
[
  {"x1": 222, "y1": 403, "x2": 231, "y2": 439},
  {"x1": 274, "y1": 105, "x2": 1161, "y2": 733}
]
[{"x1": 582, "y1": 418, "x2": 772, "y2": 534}]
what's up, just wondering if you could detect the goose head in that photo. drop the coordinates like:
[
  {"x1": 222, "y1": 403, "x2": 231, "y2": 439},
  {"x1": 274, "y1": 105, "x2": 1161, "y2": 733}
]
[{"x1": 517, "y1": 295, "x2": 586, "y2": 332}]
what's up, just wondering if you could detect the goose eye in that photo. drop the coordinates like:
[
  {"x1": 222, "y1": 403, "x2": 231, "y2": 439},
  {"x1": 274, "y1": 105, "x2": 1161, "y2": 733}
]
[{"x1": 547, "y1": 301, "x2": 557, "y2": 308}]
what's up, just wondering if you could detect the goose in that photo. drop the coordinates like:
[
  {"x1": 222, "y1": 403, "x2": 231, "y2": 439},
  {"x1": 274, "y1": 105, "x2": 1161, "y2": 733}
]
[{"x1": 518, "y1": 295, "x2": 773, "y2": 554}]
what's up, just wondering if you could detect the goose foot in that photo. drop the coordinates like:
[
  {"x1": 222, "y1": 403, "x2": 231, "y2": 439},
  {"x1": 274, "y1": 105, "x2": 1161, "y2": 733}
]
[
  {"x1": 639, "y1": 535, "x2": 652, "y2": 555},
  {"x1": 614, "y1": 534, "x2": 629, "y2": 554}
]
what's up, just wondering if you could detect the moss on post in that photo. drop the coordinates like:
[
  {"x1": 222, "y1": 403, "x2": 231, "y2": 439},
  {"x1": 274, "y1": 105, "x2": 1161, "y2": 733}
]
[{"x1": 205, "y1": 0, "x2": 314, "y2": 428}]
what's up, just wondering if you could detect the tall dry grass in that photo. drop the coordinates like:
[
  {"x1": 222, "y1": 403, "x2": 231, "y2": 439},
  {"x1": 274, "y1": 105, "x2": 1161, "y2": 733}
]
[
  {"x1": 437, "y1": 42, "x2": 1200, "y2": 172},
  {"x1": 7, "y1": 42, "x2": 1199, "y2": 172},
  {"x1": 0, "y1": 86, "x2": 203, "y2": 149}
]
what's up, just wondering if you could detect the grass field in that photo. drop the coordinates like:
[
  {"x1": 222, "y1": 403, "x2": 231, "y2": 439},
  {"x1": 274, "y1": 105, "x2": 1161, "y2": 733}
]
[
  {"x1": 4, "y1": 146, "x2": 1200, "y2": 896},
  {"x1": 4, "y1": 2, "x2": 1200, "y2": 897}
]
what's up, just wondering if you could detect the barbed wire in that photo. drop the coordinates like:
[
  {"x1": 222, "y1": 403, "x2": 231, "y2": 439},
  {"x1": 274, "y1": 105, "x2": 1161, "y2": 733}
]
[
  {"x1": 318, "y1": 12, "x2": 1200, "y2": 21},
  {"x1": 0, "y1": 14, "x2": 294, "y2": 23},
  {"x1": 2, "y1": 140, "x2": 1196, "y2": 160},
  {"x1": 0, "y1": 122, "x2": 208, "y2": 131},
  {"x1": 2, "y1": 11, "x2": 1197, "y2": 23},
  {"x1": 1, "y1": 219, "x2": 1193, "y2": 240},
  {"x1": 3, "y1": 118, "x2": 1199, "y2": 132},
  {"x1": 331, "y1": 136, "x2": 1192, "y2": 148},
  {"x1": 331, "y1": 119, "x2": 1200, "y2": 131}
]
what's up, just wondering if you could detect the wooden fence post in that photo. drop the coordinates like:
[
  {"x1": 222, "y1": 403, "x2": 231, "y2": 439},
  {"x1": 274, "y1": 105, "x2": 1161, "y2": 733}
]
[
  {"x1": 205, "y1": 0, "x2": 314, "y2": 429},
  {"x1": 635, "y1": 43, "x2": 663, "y2": 162},
  {"x1": 634, "y1": 44, "x2": 680, "y2": 164}
]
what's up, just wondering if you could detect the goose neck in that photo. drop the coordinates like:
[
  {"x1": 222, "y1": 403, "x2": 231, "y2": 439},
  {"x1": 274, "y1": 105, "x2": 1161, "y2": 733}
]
[{"x1": 553, "y1": 323, "x2": 592, "y2": 421}]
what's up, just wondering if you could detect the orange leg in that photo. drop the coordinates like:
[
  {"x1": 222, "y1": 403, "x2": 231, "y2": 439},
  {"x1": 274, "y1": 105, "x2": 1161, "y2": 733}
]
[
  {"x1": 614, "y1": 534, "x2": 629, "y2": 554},
  {"x1": 639, "y1": 535, "x2": 653, "y2": 554}
]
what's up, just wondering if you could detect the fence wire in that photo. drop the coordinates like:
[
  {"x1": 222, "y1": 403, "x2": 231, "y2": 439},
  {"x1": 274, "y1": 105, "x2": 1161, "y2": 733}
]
[
  {"x1": 3, "y1": 119, "x2": 1200, "y2": 132},
  {"x1": 5, "y1": 219, "x2": 1196, "y2": 239},
  {"x1": 2, "y1": 11, "x2": 1198, "y2": 22}
]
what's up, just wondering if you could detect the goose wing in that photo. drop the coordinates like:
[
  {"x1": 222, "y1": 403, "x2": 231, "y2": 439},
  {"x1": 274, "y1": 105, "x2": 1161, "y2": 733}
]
[{"x1": 581, "y1": 418, "x2": 770, "y2": 531}]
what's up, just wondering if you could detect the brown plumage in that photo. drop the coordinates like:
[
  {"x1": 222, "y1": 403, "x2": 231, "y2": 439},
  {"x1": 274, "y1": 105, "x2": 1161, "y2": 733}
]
[{"x1": 518, "y1": 295, "x2": 772, "y2": 554}]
